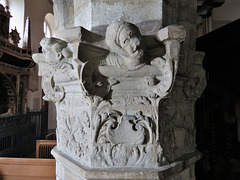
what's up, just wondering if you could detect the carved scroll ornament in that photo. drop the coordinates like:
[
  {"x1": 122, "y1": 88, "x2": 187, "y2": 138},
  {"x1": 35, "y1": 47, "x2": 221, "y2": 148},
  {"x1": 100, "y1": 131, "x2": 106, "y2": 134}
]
[{"x1": 33, "y1": 21, "x2": 186, "y2": 168}]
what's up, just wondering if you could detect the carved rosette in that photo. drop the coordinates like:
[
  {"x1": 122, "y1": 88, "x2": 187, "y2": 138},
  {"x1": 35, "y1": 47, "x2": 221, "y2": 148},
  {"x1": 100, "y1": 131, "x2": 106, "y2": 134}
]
[{"x1": 33, "y1": 22, "x2": 186, "y2": 168}]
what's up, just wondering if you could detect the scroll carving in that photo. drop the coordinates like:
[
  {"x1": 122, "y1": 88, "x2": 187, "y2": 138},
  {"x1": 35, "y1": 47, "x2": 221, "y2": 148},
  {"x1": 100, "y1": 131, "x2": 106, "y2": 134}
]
[
  {"x1": 96, "y1": 111, "x2": 154, "y2": 145},
  {"x1": 33, "y1": 21, "x2": 186, "y2": 168}
]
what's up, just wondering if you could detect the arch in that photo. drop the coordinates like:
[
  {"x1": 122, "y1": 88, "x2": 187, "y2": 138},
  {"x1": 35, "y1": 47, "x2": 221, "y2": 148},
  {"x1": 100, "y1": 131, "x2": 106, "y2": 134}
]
[
  {"x1": 0, "y1": 72, "x2": 17, "y2": 114},
  {"x1": 44, "y1": 13, "x2": 55, "y2": 37}
]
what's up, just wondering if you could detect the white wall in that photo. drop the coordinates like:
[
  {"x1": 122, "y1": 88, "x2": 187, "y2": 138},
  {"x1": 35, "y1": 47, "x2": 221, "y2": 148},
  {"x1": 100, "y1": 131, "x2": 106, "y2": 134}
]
[
  {"x1": 25, "y1": 0, "x2": 53, "y2": 111},
  {"x1": 24, "y1": 0, "x2": 53, "y2": 53},
  {"x1": 8, "y1": 0, "x2": 25, "y2": 47},
  {"x1": 24, "y1": 0, "x2": 56, "y2": 130}
]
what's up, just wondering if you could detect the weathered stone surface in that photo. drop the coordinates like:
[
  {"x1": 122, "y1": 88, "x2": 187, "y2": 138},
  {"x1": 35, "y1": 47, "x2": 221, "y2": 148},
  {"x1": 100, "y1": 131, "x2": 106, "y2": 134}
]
[
  {"x1": 34, "y1": 0, "x2": 209, "y2": 179},
  {"x1": 53, "y1": 0, "x2": 163, "y2": 36},
  {"x1": 52, "y1": 147, "x2": 201, "y2": 180},
  {"x1": 160, "y1": 1, "x2": 207, "y2": 165},
  {"x1": 33, "y1": 21, "x2": 186, "y2": 169}
]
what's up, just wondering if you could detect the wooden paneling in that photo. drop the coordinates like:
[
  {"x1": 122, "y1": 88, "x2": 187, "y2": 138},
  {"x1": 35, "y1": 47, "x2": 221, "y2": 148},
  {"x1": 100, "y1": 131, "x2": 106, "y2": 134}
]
[
  {"x1": 0, "y1": 112, "x2": 48, "y2": 157},
  {"x1": 0, "y1": 158, "x2": 56, "y2": 180}
]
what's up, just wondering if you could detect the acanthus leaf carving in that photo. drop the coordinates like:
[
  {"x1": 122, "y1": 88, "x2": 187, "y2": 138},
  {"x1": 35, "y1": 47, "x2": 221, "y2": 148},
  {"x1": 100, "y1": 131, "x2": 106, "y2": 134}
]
[
  {"x1": 95, "y1": 110, "x2": 155, "y2": 145},
  {"x1": 33, "y1": 21, "x2": 186, "y2": 168}
]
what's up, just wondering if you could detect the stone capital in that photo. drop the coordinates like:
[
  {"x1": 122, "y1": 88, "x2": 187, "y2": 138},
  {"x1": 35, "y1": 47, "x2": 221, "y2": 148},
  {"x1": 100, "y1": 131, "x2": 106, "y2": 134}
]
[{"x1": 33, "y1": 21, "x2": 187, "y2": 175}]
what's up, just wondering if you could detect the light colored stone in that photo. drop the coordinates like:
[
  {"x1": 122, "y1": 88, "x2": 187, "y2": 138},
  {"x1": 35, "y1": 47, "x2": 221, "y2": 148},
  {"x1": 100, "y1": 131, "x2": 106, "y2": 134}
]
[
  {"x1": 54, "y1": 0, "x2": 163, "y2": 36},
  {"x1": 34, "y1": 0, "x2": 209, "y2": 179},
  {"x1": 33, "y1": 21, "x2": 186, "y2": 169},
  {"x1": 52, "y1": 147, "x2": 201, "y2": 180},
  {"x1": 155, "y1": 25, "x2": 186, "y2": 42}
]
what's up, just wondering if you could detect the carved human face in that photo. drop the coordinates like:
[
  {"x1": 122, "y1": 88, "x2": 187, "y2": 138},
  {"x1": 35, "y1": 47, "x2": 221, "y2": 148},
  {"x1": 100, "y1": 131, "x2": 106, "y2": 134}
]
[{"x1": 119, "y1": 26, "x2": 144, "y2": 59}]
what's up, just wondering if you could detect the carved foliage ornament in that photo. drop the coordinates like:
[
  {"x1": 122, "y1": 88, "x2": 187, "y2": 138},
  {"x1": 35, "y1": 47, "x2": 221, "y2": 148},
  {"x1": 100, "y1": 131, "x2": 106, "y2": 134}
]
[{"x1": 33, "y1": 21, "x2": 186, "y2": 168}]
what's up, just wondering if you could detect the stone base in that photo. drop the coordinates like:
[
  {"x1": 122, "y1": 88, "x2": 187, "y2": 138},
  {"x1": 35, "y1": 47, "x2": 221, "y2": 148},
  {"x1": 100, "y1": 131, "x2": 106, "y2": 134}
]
[{"x1": 52, "y1": 147, "x2": 201, "y2": 180}]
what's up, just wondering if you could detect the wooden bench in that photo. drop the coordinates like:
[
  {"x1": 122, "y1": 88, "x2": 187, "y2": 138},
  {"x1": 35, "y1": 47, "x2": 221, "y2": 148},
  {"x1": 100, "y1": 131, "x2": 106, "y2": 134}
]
[
  {"x1": 45, "y1": 133, "x2": 56, "y2": 140},
  {"x1": 0, "y1": 157, "x2": 56, "y2": 180},
  {"x1": 36, "y1": 140, "x2": 56, "y2": 159}
]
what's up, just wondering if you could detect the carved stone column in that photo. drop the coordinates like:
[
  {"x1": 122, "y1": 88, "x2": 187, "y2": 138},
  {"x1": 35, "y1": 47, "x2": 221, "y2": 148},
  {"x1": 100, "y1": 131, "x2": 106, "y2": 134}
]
[{"x1": 33, "y1": 1, "x2": 206, "y2": 179}]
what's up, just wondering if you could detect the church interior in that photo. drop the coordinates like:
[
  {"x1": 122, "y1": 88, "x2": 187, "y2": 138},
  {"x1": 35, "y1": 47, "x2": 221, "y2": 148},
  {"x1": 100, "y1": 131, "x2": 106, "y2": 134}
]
[{"x1": 0, "y1": 0, "x2": 239, "y2": 179}]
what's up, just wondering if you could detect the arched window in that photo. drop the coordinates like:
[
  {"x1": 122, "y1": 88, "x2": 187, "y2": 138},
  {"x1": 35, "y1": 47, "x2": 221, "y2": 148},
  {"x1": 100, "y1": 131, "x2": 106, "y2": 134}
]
[
  {"x1": 43, "y1": 13, "x2": 55, "y2": 38},
  {"x1": 43, "y1": 19, "x2": 51, "y2": 38},
  {"x1": 0, "y1": 0, "x2": 6, "y2": 7}
]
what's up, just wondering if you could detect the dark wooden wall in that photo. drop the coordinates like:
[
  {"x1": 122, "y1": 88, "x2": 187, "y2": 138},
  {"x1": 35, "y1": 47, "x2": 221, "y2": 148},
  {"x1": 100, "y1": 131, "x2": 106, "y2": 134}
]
[{"x1": 195, "y1": 18, "x2": 240, "y2": 180}]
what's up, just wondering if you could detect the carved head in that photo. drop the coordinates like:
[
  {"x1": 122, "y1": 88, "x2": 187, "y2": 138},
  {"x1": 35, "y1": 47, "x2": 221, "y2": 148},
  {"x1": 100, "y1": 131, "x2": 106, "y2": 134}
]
[
  {"x1": 40, "y1": 38, "x2": 72, "y2": 64},
  {"x1": 105, "y1": 21, "x2": 144, "y2": 60}
]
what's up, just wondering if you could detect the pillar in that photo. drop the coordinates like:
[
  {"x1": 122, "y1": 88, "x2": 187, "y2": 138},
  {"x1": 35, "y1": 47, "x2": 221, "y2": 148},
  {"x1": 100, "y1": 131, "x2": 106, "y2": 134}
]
[{"x1": 33, "y1": 0, "x2": 206, "y2": 179}]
